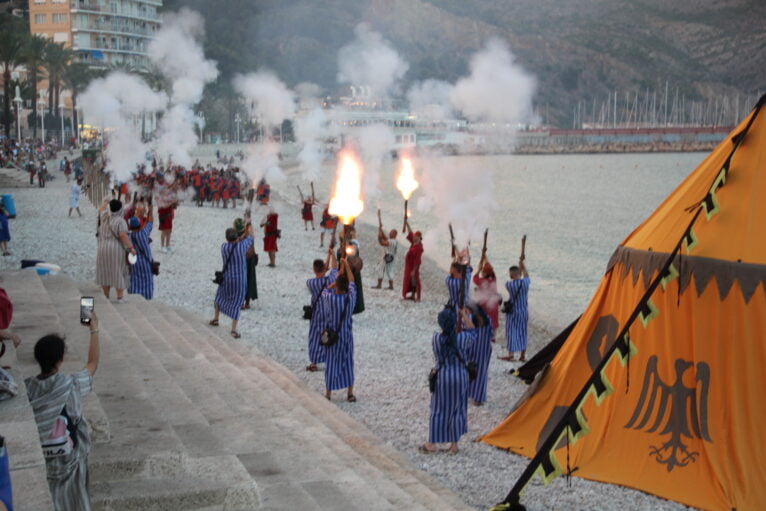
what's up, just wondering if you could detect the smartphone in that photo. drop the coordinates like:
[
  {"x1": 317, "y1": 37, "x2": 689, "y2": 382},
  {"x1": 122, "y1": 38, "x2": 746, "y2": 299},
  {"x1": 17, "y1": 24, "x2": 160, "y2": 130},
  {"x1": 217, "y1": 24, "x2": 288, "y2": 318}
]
[{"x1": 80, "y1": 297, "x2": 94, "y2": 325}]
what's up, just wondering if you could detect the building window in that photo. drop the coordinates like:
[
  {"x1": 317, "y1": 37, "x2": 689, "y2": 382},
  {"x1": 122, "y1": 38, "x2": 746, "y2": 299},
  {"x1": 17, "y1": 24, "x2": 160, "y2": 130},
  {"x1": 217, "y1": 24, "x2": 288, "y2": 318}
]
[
  {"x1": 52, "y1": 13, "x2": 67, "y2": 23},
  {"x1": 33, "y1": 0, "x2": 45, "y2": 4},
  {"x1": 54, "y1": 32, "x2": 69, "y2": 43},
  {"x1": 34, "y1": 14, "x2": 47, "y2": 24},
  {"x1": 52, "y1": 0, "x2": 67, "y2": 3}
]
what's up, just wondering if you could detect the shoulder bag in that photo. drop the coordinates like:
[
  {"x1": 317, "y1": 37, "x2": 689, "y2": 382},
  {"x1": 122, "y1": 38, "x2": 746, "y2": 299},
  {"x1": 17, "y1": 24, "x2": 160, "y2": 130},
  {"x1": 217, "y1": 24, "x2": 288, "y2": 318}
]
[
  {"x1": 319, "y1": 295, "x2": 349, "y2": 347},
  {"x1": 303, "y1": 282, "x2": 329, "y2": 320},
  {"x1": 134, "y1": 238, "x2": 160, "y2": 276},
  {"x1": 501, "y1": 282, "x2": 523, "y2": 315},
  {"x1": 213, "y1": 242, "x2": 237, "y2": 285}
]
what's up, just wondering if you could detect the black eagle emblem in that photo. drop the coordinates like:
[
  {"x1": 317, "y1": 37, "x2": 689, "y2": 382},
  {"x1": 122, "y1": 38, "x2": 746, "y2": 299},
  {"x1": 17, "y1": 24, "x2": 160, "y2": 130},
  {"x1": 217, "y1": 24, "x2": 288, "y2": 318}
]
[{"x1": 625, "y1": 356, "x2": 712, "y2": 472}]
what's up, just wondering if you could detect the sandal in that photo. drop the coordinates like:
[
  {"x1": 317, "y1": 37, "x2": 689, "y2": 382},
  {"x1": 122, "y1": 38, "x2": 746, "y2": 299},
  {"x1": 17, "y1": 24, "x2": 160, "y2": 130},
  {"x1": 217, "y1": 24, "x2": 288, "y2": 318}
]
[
  {"x1": 498, "y1": 355, "x2": 515, "y2": 361},
  {"x1": 418, "y1": 444, "x2": 438, "y2": 454},
  {"x1": 306, "y1": 364, "x2": 318, "y2": 372},
  {"x1": 230, "y1": 330, "x2": 241, "y2": 339},
  {"x1": 347, "y1": 394, "x2": 356, "y2": 402},
  {"x1": 208, "y1": 319, "x2": 219, "y2": 326}
]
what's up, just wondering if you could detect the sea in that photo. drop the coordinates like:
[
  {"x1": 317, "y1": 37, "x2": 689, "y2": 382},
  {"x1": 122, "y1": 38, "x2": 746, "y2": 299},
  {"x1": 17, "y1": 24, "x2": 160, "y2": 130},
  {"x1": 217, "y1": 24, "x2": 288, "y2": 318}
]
[{"x1": 195, "y1": 145, "x2": 707, "y2": 334}]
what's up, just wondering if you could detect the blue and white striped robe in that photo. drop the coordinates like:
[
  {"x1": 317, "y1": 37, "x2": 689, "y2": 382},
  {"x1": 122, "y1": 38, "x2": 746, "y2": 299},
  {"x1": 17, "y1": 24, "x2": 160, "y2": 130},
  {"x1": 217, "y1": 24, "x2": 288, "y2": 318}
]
[
  {"x1": 306, "y1": 269, "x2": 338, "y2": 364},
  {"x1": 467, "y1": 321, "x2": 493, "y2": 404},
  {"x1": 429, "y1": 330, "x2": 476, "y2": 443},
  {"x1": 505, "y1": 277, "x2": 530, "y2": 352},
  {"x1": 321, "y1": 282, "x2": 357, "y2": 391},
  {"x1": 445, "y1": 266, "x2": 472, "y2": 313},
  {"x1": 129, "y1": 221, "x2": 154, "y2": 300},
  {"x1": 214, "y1": 237, "x2": 254, "y2": 321}
]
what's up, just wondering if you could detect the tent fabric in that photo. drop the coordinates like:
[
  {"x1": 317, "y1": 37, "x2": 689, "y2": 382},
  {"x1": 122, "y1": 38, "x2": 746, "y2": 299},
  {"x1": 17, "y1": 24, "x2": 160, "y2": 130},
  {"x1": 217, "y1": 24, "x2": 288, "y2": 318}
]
[
  {"x1": 482, "y1": 96, "x2": 766, "y2": 511},
  {"x1": 512, "y1": 316, "x2": 580, "y2": 384}
]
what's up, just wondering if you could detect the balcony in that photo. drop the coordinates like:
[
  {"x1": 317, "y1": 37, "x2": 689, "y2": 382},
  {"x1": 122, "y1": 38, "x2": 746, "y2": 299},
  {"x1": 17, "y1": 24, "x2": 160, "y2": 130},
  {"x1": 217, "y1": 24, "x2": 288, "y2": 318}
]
[
  {"x1": 71, "y1": 2, "x2": 160, "y2": 22},
  {"x1": 71, "y1": 17, "x2": 158, "y2": 37},
  {"x1": 73, "y1": 39, "x2": 149, "y2": 56}
]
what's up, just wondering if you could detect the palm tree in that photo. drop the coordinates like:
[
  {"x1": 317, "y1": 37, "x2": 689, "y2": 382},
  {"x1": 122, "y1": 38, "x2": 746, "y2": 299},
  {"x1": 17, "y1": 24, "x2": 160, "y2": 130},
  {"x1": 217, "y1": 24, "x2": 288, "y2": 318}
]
[
  {"x1": 62, "y1": 62, "x2": 94, "y2": 141},
  {"x1": 0, "y1": 14, "x2": 27, "y2": 137},
  {"x1": 43, "y1": 41, "x2": 74, "y2": 115},
  {"x1": 20, "y1": 34, "x2": 49, "y2": 139}
]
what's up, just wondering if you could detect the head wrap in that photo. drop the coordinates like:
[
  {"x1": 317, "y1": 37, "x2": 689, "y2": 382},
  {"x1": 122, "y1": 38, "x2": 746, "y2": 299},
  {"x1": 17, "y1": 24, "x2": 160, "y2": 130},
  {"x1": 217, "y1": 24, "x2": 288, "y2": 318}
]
[{"x1": 128, "y1": 217, "x2": 141, "y2": 229}]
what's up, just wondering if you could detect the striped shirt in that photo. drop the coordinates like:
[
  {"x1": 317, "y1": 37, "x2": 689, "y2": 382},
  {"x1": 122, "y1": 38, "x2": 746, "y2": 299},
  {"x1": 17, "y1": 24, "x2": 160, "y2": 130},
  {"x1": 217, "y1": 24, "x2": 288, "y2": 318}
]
[
  {"x1": 306, "y1": 269, "x2": 338, "y2": 364},
  {"x1": 505, "y1": 277, "x2": 530, "y2": 352},
  {"x1": 214, "y1": 237, "x2": 254, "y2": 321},
  {"x1": 320, "y1": 282, "x2": 357, "y2": 391},
  {"x1": 429, "y1": 330, "x2": 476, "y2": 443},
  {"x1": 129, "y1": 221, "x2": 154, "y2": 300}
]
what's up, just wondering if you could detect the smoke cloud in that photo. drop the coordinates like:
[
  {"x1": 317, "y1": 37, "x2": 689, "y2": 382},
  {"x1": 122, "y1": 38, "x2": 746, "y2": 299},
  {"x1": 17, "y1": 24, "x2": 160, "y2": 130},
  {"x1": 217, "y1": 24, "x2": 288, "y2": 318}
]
[
  {"x1": 337, "y1": 23, "x2": 409, "y2": 99},
  {"x1": 240, "y1": 140, "x2": 286, "y2": 187},
  {"x1": 355, "y1": 124, "x2": 395, "y2": 201},
  {"x1": 233, "y1": 71, "x2": 296, "y2": 129},
  {"x1": 79, "y1": 72, "x2": 167, "y2": 182},
  {"x1": 294, "y1": 107, "x2": 329, "y2": 181},
  {"x1": 149, "y1": 8, "x2": 218, "y2": 166},
  {"x1": 407, "y1": 79, "x2": 454, "y2": 120},
  {"x1": 449, "y1": 39, "x2": 536, "y2": 125}
]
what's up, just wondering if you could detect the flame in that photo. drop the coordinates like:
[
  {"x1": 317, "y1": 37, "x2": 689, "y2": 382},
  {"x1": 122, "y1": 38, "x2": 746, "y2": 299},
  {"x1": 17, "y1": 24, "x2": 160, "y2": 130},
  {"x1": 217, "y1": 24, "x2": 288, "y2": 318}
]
[
  {"x1": 396, "y1": 156, "x2": 419, "y2": 200},
  {"x1": 329, "y1": 150, "x2": 364, "y2": 225}
]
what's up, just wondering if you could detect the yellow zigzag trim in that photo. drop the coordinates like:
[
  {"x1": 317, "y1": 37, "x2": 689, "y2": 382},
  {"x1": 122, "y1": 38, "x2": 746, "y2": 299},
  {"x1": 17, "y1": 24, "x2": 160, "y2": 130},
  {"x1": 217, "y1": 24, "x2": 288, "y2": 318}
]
[
  {"x1": 638, "y1": 299, "x2": 659, "y2": 328},
  {"x1": 614, "y1": 335, "x2": 638, "y2": 367},
  {"x1": 535, "y1": 429, "x2": 567, "y2": 486},
  {"x1": 703, "y1": 167, "x2": 727, "y2": 221},
  {"x1": 660, "y1": 263, "x2": 679, "y2": 290},
  {"x1": 684, "y1": 228, "x2": 699, "y2": 254}
]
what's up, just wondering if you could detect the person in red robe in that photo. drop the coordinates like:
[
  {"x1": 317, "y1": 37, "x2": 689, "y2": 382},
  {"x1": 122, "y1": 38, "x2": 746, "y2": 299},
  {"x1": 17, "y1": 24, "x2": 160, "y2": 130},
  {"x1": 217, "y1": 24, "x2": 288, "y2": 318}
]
[
  {"x1": 222, "y1": 178, "x2": 231, "y2": 209},
  {"x1": 472, "y1": 253, "x2": 500, "y2": 341},
  {"x1": 402, "y1": 220, "x2": 424, "y2": 301},
  {"x1": 301, "y1": 197, "x2": 317, "y2": 231},
  {"x1": 260, "y1": 209, "x2": 279, "y2": 267}
]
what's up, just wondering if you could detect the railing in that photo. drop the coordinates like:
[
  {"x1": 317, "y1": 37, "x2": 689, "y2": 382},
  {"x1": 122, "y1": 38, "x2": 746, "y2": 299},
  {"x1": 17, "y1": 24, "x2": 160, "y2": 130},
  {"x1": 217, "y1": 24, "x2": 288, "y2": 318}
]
[
  {"x1": 72, "y1": 18, "x2": 158, "y2": 36},
  {"x1": 76, "y1": 40, "x2": 148, "y2": 53},
  {"x1": 71, "y1": 2, "x2": 160, "y2": 21},
  {"x1": 81, "y1": 150, "x2": 112, "y2": 208}
]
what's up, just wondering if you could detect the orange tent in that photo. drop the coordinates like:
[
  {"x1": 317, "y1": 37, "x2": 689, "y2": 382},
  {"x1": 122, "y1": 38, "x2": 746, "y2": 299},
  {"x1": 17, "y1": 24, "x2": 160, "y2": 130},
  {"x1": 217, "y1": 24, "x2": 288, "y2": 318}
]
[{"x1": 482, "y1": 95, "x2": 766, "y2": 511}]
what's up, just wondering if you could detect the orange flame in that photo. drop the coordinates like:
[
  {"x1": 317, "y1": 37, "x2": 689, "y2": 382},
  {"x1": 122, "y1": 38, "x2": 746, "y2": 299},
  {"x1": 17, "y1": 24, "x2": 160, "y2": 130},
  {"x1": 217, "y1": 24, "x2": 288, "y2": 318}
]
[
  {"x1": 396, "y1": 156, "x2": 419, "y2": 200},
  {"x1": 329, "y1": 150, "x2": 364, "y2": 225}
]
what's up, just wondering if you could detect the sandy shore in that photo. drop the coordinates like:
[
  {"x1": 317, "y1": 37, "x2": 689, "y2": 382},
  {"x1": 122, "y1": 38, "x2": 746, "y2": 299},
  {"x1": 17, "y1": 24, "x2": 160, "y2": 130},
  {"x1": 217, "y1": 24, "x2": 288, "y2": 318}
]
[{"x1": 0, "y1": 155, "x2": 689, "y2": 511}]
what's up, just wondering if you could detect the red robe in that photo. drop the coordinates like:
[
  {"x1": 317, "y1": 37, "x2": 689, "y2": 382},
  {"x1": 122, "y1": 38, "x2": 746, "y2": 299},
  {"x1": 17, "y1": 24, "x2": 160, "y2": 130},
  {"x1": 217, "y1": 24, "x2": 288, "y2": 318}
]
[
  {"x1": 473, "y1": 274, "x2": 500, "y2": 330},
  {"x1": 263, "y1": 213, "x2": 279, "y2": 252},
  {"x1": 402, "y1": 231, "x2": 423, "y2": 300}
]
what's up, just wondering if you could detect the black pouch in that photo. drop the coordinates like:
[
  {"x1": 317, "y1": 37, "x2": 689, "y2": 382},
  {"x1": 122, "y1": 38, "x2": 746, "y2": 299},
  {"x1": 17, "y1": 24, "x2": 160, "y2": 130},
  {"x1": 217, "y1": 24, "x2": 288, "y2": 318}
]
[
  {"x1": 319, "y1": 328, "x2": 338, "y2": 347},
  {"x1": 302, "y1": 305, "x2": 312, "y2": 320},
  {"x1": 428, "y1": 368, "x2": 438, "y2": 393},
  {"x1": 213, "y1": 271, "x2": 224, "y2": 285}
]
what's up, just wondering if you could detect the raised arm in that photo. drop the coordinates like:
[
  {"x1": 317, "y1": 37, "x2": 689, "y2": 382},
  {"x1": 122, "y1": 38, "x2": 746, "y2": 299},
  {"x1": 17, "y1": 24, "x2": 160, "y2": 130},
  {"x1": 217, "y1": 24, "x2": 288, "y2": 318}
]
[
  {"x1": 146, "y1": 199, "x2": 154, "y2": 224},
  {"x1": 341, "y1": 258, "x2": 354, "y2": 283},
  {"x1": 325, "y1": 244, "x2": 336, "y2": 271},
  {"x1": 84, "y1": 312, "x2": 101, "y2": 375}
]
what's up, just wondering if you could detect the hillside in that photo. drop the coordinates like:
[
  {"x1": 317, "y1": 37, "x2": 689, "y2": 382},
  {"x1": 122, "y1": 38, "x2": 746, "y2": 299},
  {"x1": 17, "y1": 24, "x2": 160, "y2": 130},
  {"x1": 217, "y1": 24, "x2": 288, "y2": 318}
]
[{"x1": 162, "y1": 0, "x2": 765, "y2": 127}]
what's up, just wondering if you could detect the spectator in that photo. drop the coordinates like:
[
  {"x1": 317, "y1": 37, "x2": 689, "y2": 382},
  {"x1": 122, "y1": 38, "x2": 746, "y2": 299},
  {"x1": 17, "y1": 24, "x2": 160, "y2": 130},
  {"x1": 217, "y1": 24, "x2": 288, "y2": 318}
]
[
  {"x1": 95, "y1": 199, "x2": 136, "y2": 302},
  {"x1": 25, "y1": 312, "x2": 100, "y2": 511},
  {"x1": 0, "y1": 208, "x2": 10, "y2": 256},
  {"x1": 68, "y1": 177, "x2": 85, "y2": 218}
]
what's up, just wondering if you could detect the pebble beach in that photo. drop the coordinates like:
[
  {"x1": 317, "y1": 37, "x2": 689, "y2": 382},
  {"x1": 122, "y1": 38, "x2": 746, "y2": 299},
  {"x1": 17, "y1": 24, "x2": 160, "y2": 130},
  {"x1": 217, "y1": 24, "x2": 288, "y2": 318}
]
[{"x1": 0, "y1": 154, "x2": 692, "y2": 511}]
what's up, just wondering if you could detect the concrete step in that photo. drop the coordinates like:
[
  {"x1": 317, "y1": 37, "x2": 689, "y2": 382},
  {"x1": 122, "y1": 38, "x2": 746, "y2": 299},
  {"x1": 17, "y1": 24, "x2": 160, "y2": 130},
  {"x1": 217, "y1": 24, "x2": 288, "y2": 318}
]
[{"x1": 158, "y1": 303, "x2": 472, "y2": 511}]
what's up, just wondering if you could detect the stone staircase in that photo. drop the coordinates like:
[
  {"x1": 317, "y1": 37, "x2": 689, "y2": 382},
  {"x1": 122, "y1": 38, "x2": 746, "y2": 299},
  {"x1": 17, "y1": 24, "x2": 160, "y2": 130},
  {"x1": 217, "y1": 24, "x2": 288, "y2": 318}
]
[{"x1": 1, "y1": 270, "x2": 474, "y2": 511}]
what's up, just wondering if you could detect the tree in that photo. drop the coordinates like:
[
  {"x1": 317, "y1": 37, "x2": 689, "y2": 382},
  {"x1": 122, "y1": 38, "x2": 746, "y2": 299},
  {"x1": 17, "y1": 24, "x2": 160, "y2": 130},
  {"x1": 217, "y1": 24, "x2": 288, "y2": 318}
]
[
  {"x1": 20, "y1": 34, "x2": 48, "y2": 139},
  {"x1": 42, "y1": 41, "x2": 74, "y2": 115},
  {"x1": 62, "y1": 62, "x2": 94, "y2": 142},
  {"x1": 0, "y1": 14, "x2": 27, "y2": 138}
]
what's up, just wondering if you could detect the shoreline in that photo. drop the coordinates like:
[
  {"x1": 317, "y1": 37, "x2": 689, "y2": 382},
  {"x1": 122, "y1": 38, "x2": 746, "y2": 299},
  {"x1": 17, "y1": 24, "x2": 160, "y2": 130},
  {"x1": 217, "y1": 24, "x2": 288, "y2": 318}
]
[{"x1": 0, "y1": 156, "x2": 690, "y2": 510}]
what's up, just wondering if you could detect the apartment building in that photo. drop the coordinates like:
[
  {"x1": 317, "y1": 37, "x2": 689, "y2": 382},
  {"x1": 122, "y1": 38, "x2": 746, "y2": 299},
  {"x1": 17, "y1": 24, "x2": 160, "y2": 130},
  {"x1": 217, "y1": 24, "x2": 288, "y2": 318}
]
[{"x1": 29, "y1": 0, "x2": 163, "y2": 70}]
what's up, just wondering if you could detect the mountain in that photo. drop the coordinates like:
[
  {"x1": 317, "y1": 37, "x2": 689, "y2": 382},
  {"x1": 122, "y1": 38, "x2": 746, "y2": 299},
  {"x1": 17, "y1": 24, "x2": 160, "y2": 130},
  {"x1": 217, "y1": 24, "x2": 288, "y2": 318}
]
[{"x1": 162, "y1": 0, "x2": 765, "y2": 128}]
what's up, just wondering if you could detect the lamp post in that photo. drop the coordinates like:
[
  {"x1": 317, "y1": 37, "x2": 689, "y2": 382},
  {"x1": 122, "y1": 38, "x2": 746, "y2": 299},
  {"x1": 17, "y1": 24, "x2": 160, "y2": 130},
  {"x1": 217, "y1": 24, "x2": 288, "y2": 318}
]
[
  {"x1": 13, "y1": 86, "x2": 22, "y2": 141},
  {"x1": 38, "y1": 97, "x2": 46, "y2": 144},
  {"x1": 197, "y1": 112, "x2": 205, "y2": 144},
  {"x1": 59, "y1": 103, "x2": 66, "y2": 147},
  {"x1": 234, "y1": 113, "x2": 241, "y2": 144}
]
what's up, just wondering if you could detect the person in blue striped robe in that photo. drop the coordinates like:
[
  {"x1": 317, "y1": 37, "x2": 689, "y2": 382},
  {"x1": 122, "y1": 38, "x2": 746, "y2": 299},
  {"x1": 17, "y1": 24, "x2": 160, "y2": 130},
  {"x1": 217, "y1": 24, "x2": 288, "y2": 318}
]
[
  {"x1": 501, "y1": 256, "x2": 530, "y2": 361},
  {"x1": 128, "y1": 203, "x2": 154, "y2": 300},
  {"x1": 210, "y1": 224, "x2": 254, "y2": 338},
  {"x1": 445, "y1": 260, "x2": 472, "y2": 319},
  {"x1": 466, "y1": 302, "x2": 493, "y2": 406},
  {"x1": 306, "y1": 248, "x2": 337, "y2": 372},
  {"x1": 421, "y1": 307, "x2": 476, "y2": 454},
  {"x1": 320, "y1": 258, "x2": 357, "y2": 402}
]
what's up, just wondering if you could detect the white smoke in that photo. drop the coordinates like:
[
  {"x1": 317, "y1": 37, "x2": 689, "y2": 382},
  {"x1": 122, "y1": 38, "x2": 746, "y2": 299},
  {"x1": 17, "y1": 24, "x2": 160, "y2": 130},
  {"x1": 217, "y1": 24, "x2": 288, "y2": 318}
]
[
  {"x1": 407, "y1": 79, "x2": 454, "y2": 120},
  {"x1": 337, "y1": 23, "x2": 409, "y2": 99},
  {"x1": 356, "y1": 124, "x2": 395, "y2": 200},
  {"x1": 449, "y1": 39, "x2": 536, "y2": 125},
  {"x1": 240, "y1": 141, "x2": 286, "y2": 186},
  {"x1": 233, "y1": 71, "x2": 296, "y2": 129},
  {"x1": 149, "y1": 8, "x2": 218, "y2": 166},
  {"x1": 79, "y1": 72, "x2": 167, "y2": 182},
  {"x1": 294, "y1": 107, "x2": 329, "y2": 181},
  {"x1": 416, "y1": 150, "x2": 497, "y2": 255}
]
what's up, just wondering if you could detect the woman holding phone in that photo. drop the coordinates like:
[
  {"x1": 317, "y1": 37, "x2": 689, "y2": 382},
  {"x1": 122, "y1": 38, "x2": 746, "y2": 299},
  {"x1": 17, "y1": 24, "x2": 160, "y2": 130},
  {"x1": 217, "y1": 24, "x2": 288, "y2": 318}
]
[{"x1": 25, "y1": 311, "x2": 100, "y2": 511}]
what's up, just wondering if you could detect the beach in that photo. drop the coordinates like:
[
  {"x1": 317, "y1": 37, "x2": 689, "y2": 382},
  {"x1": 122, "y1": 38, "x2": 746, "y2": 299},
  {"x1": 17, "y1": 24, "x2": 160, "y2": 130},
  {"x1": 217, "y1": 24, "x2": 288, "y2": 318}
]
[{"x1": 0, "y1": 151, "x2": 694, "y2": 510}]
